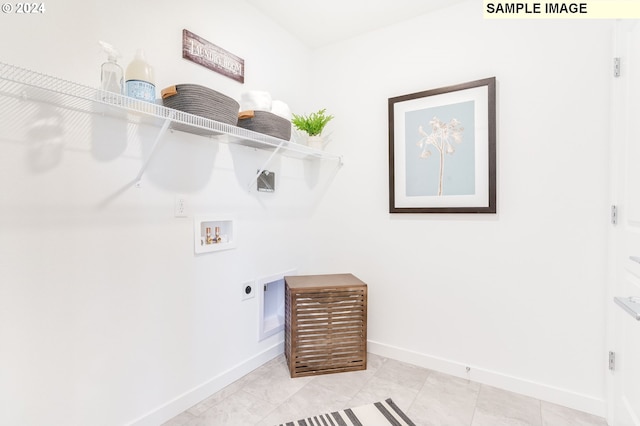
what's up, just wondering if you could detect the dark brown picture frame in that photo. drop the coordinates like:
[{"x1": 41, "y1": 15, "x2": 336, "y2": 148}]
[{"x1": 388, "y1": 77, "x2": 496, "y2": 213}]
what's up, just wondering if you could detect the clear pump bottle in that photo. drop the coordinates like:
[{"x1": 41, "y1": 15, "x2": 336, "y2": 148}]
[{"x1": 98, "y1": 41, "x2": 124, "y2": 96}]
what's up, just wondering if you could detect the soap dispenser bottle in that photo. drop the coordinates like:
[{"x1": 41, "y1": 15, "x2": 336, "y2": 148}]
[
  {"x1": 98, "y1": 41, "x2": 124, "y2": 96},
  {"x1": 125, "y1": 49, "x2": 156, "y2": 103}
]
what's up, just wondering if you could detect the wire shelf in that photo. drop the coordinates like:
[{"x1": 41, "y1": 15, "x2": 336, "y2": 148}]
[{"x1": 0, "y1": 61, "x2": 342, "y2": 163}]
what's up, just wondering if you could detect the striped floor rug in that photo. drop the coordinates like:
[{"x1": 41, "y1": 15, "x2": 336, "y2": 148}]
[{"x1": 276, "y1": 398, "x2": 416, "y2": 426}]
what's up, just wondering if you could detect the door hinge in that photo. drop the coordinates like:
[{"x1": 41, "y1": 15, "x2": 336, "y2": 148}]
[
  {"x1": 614, "y1": 57, "x2": 621, "y2": 78},
  {"x1": 609, "y1": 351, "x2": 616, "y2": 371},
  {"x1": 611, "y1": 205, "x2": 618, "y2": 225}
]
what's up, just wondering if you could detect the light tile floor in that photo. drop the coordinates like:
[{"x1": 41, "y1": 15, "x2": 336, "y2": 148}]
[{"x1": 163, "y1": 353, "x2": 609, "y2": 426}]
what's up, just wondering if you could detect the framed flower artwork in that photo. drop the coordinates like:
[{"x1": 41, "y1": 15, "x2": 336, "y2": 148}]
[{"x1": 388, "y1": 77, "x2": 496, "y2": 213}]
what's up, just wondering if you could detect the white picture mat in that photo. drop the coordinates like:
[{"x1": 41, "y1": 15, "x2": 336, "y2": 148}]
[{"x1": 393, "y1": 85, "x2": 490, "y2": 208}]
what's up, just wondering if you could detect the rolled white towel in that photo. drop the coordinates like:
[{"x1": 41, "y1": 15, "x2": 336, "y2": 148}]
[
  {"x1": 240, "y1": 90, "x2": 272, "y2": 112},
  {"x1": 271, "y1": 100, "x2": 291, "y2": 121}
]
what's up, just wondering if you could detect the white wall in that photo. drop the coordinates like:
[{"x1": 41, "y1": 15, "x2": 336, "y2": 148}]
[
  {"x1": 308, "y1": 0, "x2": 612, "y2": 416},
  {"x1": 0, "y1": 0, "x2": 614, "y2": 424},
  {"x1": 0, "y1": 1, "x2": 335, "y2": 425}
]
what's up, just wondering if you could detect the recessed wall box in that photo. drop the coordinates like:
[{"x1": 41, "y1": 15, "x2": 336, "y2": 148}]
[
  {"x1": 194, "y1": 216, "x2": 235, "y2": 254},
  {"x1": 257, "y1": 170, "x2": 275, "y2": 192},
  {"x1": 257, "y1": 269, "x2": 295, "y2": 341}
]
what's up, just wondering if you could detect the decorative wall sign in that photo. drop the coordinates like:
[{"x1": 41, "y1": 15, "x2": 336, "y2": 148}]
[
  {"x1": 182, "y1": 29, "x2": 245, "y2": 84},
  {"x1": 388, "y1": 77, "x2": 496, "y2": 213}
]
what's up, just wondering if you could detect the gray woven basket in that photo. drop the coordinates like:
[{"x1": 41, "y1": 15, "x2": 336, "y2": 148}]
[
  {"x1": 161, "y1": 84, "x2": 239, "y2": 126},
  {"x1": 237, "y1": 110, "x2": 291, "y2": 141}
]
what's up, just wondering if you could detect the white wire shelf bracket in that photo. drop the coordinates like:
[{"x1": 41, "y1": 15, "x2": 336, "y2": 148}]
[{"x1": 0, "y1": 62, "x2": 344, "y2": 179}]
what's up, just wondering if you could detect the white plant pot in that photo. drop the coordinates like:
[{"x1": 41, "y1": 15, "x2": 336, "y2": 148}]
[{"x1": 308, "y1": 135, "x2": 324, "y2": 150}]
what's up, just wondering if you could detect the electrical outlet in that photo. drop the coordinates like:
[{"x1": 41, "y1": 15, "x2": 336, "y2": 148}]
[
  {"x1": 241, "y1": 281, "x2": 255, "y2": 301},
  {"x1": 174, "y1": 195, "x2": 187, "y2": 217}
]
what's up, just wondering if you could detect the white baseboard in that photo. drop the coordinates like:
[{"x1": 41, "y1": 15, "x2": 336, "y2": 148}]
[
  {"x1": 367, "y1": 340, "x2": 606, "y2": 418},
  {"x1": 126, "y1": 341, "x2": 284, "y2": 426}
]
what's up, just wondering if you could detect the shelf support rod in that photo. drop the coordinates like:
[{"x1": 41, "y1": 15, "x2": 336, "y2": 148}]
[
  {"x1": 135, "y1": 111, "x2": 175, "y2": 186},
  {"x1": 248, "y1": 140, "x2": 285, "y2": 191}
]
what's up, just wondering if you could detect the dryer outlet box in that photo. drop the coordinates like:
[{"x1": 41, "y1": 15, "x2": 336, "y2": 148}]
[
  {"x1": 257, "y1": 170, "x2": 275, "y2": 192},
  {"x1": 242, "y1": 281, "x2": 255, "y2": 301}
]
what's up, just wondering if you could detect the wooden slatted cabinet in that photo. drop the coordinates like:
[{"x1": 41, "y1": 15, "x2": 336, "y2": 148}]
[{"x1": 284, "y1": 273, "x2": 367, "y2": 378}]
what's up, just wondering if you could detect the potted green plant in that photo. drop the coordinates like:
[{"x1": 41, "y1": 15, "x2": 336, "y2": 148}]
[{"x1": 291, "y1": 108, "x2": 334, "y2": 149}]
